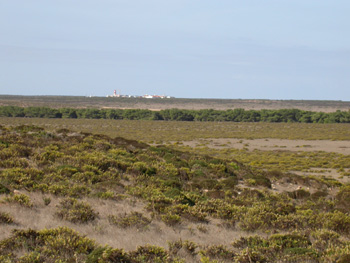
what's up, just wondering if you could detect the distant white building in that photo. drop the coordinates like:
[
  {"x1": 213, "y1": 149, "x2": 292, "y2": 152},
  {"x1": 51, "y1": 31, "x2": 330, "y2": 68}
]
[
  {"x1": 142, "y1": 94, "x2": 172, "y2": 99},
  {"x1": 107, "y1": 90, "x2": 173, "y2": 99}
]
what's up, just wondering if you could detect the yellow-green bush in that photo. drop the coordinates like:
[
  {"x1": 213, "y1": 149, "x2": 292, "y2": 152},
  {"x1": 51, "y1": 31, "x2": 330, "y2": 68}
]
[
  {"x1": 55, "y1": 198, "x2": 98, "y2": 223},
  {"x1": 3, "y1": 193, "x2": 33, "y2": 208},
  {"x1": 108, "y1": 212, "x2": 151, "y2": 229}
]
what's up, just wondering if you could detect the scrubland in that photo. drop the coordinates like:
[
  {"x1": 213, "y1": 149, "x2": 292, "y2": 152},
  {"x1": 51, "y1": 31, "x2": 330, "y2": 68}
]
[
  {"x1": 1, "y1": 95, "x2": 350, "y2": 112},
  {"x1": 1, "y1": 120, "x2": 350, "y2": 262}
]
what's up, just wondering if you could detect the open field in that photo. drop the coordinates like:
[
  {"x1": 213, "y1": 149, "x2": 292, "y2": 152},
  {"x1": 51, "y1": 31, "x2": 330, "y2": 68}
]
[{"x1": 1, "y1": 95, "x2": 350, "y2": 112}]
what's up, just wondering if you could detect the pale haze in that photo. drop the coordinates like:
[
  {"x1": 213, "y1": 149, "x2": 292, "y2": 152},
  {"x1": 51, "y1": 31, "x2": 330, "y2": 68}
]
[{"x1": 0, "y1": 0, "x2": 349, "y2": 100}]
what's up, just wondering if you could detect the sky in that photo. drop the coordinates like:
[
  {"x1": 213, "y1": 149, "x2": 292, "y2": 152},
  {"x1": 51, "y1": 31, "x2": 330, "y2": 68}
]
[{"x1": 0, "y1": 0, "x2": 349, "y2": 100}]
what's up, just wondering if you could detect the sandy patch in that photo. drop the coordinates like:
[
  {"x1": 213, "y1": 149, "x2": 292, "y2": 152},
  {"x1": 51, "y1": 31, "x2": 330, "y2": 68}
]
[
  {"x1": 180, "y1": 138, "x2": 350, "y2": 155},
  {"x1": 175, "y1": 138, "x2": 350, "y2": 186},
  {"x1": 0, "y1": 192, "x2": 249, "y2": 251}
]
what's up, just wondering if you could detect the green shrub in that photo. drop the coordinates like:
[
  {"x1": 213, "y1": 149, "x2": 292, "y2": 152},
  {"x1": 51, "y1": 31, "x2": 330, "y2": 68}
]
[
  {"x1": 219, "y1": 177, "x2": 238, "y2": 189},
  {"x1": 200, "y1": 245, "x2": 235, "y2": 260},
  {"x1": 337, "y1": 254, "x2": 350, "y2": 263},
  {"x1": 311, "y1": 229, "x2": 341, "y2": 251},
  {"x1": 244, "y1": 174, "x2": 271, "y2": 188},
  {"x1": 147, "y1": 196, "x2": 173, "y2": 213},
  {"x1": 169, "y1": 239, "x2": 198, "y2": 256},
  {"x1": 17, "y1": 251, "x2": 43, "y2": 262},
  {"x1": 168, "y1": 240, "x2": 183, "y2": 256},
  {"x1": 232, "y1": 235, "x2": 269, "y2": 249},
  {"x1": 235, "y1": 248, "x2": 268, "y2": 263},
  {"x1": 232, "y1": 233, "x2": 315, "y2": 262},
  {"x1": 272, "y1": 214, "x2": 301, "y2": 230},
  {"x1": 0, "y1": 212, "x2": 14, "y2": 224},
  {"x1": 3, "y1": 193, "x2": 33, "y2": 207},
  {"x1": 55, "y1": 198, "x2": 98, "y2": 223},
  {"x1": 182, "y1": 240, "x2": 198, "y2": 255},
  {"x1": 335, "y1": 185, "x2": 350, "y2": 212},
  {"x1": 269, "y1": 233, "x2": 311, "y2": 250},
  {"x1": 322, "y1": 211, "x2": 350, "y2": 233},
  {"x1": 87, "y1": 246, "x2": 130, "y2": 263},
  {"x1": 161, "y1": 212, "x2": 181, "y2": 226},
  {"x1": 108, "y1": 212, "x2": 151, "y2": 229},
  {"x1": 239, "y1": 206, "x2": 276, "y2": 231},
  {"x1": 183, "y1": 206, "x2": 208, "y2": 223},
  {"x1": 0, "y1": 184, "x2": 10, "y2": 195},
  {"x1": 310, "y1": 190, "x2": 328, "y2": 200},
  {"x1": 67, "y1": 184, "x2": 91, "y2": 198},
  {"x1": 287, "y1": 189, "x2": 311, "y2": 199},
  {"x1": 43, "y1": 196, "x2": 51, "y2": 206},
  {"x1": 0, "y1": 168, "x2": 43, "y2": 189},
  {"x1": 0, "y1": 227, "x2": 96, "y2": 262},
  {"x1": 129, "y1": 245, "x2": 169, "y2": 263},
  {"x1": 197, "y1": 224, "x2": 209, "y2": 233},
  {"x1": 48, "y1": 184, "x2": 68, "y2": 195}
]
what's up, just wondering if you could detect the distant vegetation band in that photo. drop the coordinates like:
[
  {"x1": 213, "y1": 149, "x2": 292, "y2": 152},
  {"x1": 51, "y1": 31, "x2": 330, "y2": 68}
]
[{"x1": 1, "y1": 106, "x2": 350, "y2": 123}]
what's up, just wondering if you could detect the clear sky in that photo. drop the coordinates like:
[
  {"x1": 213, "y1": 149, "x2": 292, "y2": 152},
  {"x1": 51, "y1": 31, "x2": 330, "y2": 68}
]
[{"x1": 0, "y1": 0, "x2": 349, "y2": 100}]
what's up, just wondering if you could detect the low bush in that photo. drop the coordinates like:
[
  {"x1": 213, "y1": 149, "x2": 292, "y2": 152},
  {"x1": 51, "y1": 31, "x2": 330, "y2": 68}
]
[
  {"x1": 3, "y1": 193, "x2": 33, "y2": 207},
  {"x1": 129, "y1": 245, "x2": 169, "y2": 263},
  {"x1": 168, "y1": 240, "x2": 198, "y2": 256},
  {"x1": 0, "y1": 227, "x2": 96, "y2": 262},
  {"x1": 183, "y1": 206, "x2": 209, "y2": 223},
  {"x1": 0, "y1": 184, "x2": 10, "y2": 195},
  {"x1": 87, "y1": 247, "x2": 130, "y2": 263},
  {"x1": 55, "y1": 198, "x2": 98, "y2": 223},
  {"x1": 335, "y1": 185, "x2": 350, "y2": 212},
  {"x1": 287, "y1": 189, "x2": 311, "y2": 199},
  {"x1": 161, "y1": 212, "x2": 181, "y2": 226},
  {"x1": 200, "y1": 245, "x2": 235, "y2": 261},
  {"x1": 43, "y1": 196, "x2": 51, "y2": 206},
  {"x1": 0, "y1": 212, "x2": 14, "y2": 224},
  {"x1": 108, "y1": 211, "x2": 151, "y2": 229}
]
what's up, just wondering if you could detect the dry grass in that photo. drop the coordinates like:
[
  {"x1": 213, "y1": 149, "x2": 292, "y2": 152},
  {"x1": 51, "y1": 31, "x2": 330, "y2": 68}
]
[{"x1": 0, "y1": 191, "x2": 249, "y2": 252}]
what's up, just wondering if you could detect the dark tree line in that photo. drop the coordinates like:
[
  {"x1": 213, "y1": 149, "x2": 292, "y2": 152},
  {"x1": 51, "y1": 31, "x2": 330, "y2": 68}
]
[{"x1": 0, "y1": 106, "x2": 350, "y2": 123}]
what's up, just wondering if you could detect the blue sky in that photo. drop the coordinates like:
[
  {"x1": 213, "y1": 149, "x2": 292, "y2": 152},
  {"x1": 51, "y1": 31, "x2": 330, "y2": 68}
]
[{"x1": 0, "y1": 0, "x2": 349, "y2": 100}]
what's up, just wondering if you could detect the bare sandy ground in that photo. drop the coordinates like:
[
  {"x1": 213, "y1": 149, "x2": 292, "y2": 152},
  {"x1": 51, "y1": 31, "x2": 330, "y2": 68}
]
[
  {"x1": 0, "y1": 192, "x2": 248, "y2": 252},
  {"x1": 178, "y1": 138, "x2": 350, "y2": 185},
  {"x1": 181, "y1": 138, "x2": 350, "y2": 155}
]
